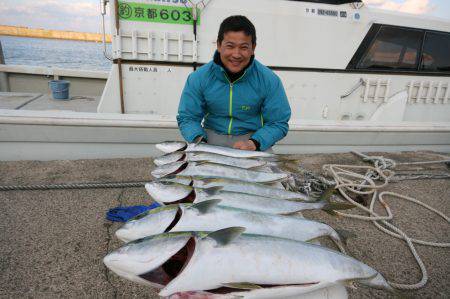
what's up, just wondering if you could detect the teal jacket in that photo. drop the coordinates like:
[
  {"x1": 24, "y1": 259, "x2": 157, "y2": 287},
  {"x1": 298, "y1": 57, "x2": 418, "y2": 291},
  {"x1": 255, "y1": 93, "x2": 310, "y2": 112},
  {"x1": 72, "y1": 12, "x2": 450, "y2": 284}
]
[{"x1": 177, "y1": 54, "x2": 291, "y2": 151}]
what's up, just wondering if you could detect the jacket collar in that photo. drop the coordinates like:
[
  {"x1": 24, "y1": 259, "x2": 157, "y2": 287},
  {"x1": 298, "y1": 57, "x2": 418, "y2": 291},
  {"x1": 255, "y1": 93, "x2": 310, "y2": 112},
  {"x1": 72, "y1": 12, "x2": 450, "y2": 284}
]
[{"x1": 212, "y1": 50, "x2": 255, "y2": 83}]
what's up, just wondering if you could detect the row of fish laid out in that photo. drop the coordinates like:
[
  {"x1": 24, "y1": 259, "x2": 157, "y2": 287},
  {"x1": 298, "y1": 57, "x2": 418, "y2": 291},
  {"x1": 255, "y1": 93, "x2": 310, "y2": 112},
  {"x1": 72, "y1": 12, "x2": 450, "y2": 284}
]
[
  {"x1": 151, "y1": 161, "x2": 289, "y2": 184},
  {"x1": 104, "y1": 142, "x2": 392, "y2": 298},
  {"x1": 156, "y1": 141, "x2": 276, "y2": 159},
  {"x1": 153, "y1": 142, "x2": 299, "y2": 182}
]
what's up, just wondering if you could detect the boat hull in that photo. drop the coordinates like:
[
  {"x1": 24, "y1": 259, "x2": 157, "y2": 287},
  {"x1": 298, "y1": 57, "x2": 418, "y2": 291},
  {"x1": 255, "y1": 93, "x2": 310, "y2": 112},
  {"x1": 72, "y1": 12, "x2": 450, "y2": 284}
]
[{"x1": 1, "y1": 109, "x2": 449, "y2": 161}]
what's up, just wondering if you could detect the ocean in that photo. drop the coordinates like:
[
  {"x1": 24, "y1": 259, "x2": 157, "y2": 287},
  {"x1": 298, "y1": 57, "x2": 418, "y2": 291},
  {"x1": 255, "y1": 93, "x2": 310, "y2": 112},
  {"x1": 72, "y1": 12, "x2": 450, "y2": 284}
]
[{"x1": 0, "y1": 36, "x2": 112, "y2": 71}]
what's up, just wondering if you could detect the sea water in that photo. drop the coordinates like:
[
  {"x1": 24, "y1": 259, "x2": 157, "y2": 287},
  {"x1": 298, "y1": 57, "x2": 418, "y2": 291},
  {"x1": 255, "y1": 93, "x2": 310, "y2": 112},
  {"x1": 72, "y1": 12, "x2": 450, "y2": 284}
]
[{"x1": 0, "y1": 36, "x2": 112, "y2": 71}]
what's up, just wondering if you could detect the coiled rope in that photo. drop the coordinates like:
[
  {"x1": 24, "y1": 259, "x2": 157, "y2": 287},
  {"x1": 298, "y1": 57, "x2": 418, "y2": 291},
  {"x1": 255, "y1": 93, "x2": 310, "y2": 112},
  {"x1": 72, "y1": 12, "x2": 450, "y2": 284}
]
[
  {"x1": 322, "y1": 152, "x2": 450, "y2": 290},
  {"x1": 0, "y1": 181, "x2": 146, "y2": 191}
]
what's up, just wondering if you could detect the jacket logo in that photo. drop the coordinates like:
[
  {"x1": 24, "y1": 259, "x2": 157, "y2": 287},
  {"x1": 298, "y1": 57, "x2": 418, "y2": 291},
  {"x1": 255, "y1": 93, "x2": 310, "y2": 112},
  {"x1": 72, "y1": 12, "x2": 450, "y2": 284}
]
[{"x1": 241, "y1": 105, "x2": 251, "y2": 111}]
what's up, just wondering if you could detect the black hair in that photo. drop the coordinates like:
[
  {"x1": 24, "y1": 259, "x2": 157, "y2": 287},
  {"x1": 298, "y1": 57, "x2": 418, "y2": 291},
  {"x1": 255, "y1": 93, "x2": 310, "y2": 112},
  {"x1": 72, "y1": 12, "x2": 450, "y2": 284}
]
[{"x1": 217, "y1": 15, "x2": 256, "y2": 45}]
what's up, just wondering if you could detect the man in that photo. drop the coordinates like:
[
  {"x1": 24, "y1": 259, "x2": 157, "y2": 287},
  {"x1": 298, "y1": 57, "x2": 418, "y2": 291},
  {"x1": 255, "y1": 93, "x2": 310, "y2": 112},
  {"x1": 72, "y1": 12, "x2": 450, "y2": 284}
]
[{"x1": 177, "y1": 15, "x2": 291, "y2": 152}]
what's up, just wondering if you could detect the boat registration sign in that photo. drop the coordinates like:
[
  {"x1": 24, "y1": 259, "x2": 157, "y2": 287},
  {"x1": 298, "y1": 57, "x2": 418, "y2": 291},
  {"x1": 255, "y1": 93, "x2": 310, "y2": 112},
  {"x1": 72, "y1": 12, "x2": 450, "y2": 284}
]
[{"x1": 118, "y1": 1, "x2": 200, "y2": 25}]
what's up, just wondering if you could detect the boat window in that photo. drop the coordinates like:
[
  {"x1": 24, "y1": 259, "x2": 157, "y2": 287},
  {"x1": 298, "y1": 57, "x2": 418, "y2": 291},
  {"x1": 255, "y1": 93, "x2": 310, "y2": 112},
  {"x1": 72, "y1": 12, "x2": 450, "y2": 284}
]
[
  {"x1": 420, "y1": 32, "x2": 450, "y2": 72},
  {"x1": 357, "y1": 26, "x2": 423, "y2": 70}
]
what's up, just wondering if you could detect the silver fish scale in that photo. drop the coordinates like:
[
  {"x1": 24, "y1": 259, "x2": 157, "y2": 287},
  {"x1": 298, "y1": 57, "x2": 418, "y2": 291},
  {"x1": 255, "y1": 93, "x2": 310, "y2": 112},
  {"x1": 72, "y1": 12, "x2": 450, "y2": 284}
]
[
  {"x1": 185, "y1": 143, "x2": 275, "y2": 158},
  {"x1": 179, "y1": 163, "x2": 287, "y2": 183},
  {"x1": 196, "y1": 191, "x2": 325, "y2": 214},
  {"x1": 186, "y1": 152, "x2": 267, "y2": 169},
  {"x1": 193, "y1": 179, "x2": 312, "y2": 201}
]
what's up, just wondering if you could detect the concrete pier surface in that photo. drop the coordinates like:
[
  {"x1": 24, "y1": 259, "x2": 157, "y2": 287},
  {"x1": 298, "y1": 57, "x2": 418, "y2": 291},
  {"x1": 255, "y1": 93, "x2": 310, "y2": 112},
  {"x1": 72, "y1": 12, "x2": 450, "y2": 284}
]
[{"x1": 0, "y1": 151, "x2": 449, "y2": 298}]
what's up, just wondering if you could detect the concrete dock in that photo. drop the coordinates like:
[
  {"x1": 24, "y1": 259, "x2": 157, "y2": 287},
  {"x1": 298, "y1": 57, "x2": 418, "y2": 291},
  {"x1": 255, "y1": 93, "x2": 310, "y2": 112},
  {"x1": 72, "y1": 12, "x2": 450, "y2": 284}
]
[{"x1": 0, "y1": 151, "x2": 449, "y2": 298}]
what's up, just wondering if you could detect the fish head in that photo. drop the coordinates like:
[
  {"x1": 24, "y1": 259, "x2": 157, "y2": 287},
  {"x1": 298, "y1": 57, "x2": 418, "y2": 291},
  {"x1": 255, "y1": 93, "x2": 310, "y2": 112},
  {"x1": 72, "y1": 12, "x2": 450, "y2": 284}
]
[
  {"x1": 151, "y1": 161, "x2": 188, "y2": 179},
  {"x1": 145, "y1": 181, "x2": 193, "y2": 204},
  {"x1": 156, "y1": 141, "x2": 188, "y2": 153},
  {"x1": 115, "y1": 205, "x2": 181, "y2": 242},
  {"x1": 104, "y1": 232, "x2": 195, "y2": 288},
  {"x1": 153, "y1": 152, "x2": 186, "y2": 166}
]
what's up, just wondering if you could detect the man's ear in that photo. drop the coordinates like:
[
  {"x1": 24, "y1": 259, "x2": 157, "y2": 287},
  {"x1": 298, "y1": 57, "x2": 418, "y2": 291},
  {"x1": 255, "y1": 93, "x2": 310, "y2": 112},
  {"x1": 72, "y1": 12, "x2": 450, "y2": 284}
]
[
  {"x1": 217, "y1": 40, "x2": 221, "y2": 51},
  {"x1": 252, "y1": 43, "x2": 257, "y2": 52}
]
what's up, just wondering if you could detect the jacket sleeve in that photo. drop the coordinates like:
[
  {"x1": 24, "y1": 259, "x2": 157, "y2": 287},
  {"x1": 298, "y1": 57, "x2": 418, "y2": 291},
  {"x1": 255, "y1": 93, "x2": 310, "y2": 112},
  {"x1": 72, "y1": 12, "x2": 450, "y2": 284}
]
[
  {"x1": 251, "y1": 75, "x2": 291, "y2": 151},
  {"x1": 176, "y1": 73, "x2": 207, "y2": 142}
]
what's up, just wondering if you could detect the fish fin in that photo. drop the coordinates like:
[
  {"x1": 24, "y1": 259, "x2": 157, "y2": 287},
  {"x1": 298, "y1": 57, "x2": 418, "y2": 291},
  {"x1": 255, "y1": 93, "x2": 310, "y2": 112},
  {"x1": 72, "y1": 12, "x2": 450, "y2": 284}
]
[
  {"x1": 304, "y1": 236, "x2": 322, "y2": 244},
  {"x1": 278, "y1": 155, "x2": 301, "y2": 161},
  {"x1": 335, "y1": 229, "x2": 356, "y2": 246},
  {"x1": 339, "y1": 279, "x2": 358, "y2": 290},
  {"x1": 277, "y1": 161, "x2": 302, "y2": 173},
  {"x1": 322, "y1": 201, "x2": 354, "y2": 215},
  {"x1": 201, "y1": 186, "x2": 223, "y2": 196},
  {"x1": 189, "y1": 199, "x2": 221, "y2": 214},
  {"x1": 222, "y1": 282, "x2": 263, "y2": 290},
  {"x1": 205, "y1": 227, "x2": 245, "y2": 247},
  {"x1": 319, "y1": 186, "x2": 337, "y2": 202}
]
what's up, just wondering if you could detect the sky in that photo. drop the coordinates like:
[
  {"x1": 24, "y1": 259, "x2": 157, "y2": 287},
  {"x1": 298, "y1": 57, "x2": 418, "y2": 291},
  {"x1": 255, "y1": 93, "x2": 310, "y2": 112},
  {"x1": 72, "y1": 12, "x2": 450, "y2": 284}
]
[{"x1": 0, "y1": 0, "x2": 449, "y2": 33}]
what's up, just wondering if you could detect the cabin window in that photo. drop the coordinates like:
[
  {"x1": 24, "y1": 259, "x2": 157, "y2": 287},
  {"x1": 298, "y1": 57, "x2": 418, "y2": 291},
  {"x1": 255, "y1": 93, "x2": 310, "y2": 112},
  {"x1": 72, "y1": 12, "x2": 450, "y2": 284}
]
[
  {"x1": 357, "y1": 26, "x2": 423, "y2": 70},
  {"x1": 420, "y1": 32, "x2": 450, "y2": 72}
]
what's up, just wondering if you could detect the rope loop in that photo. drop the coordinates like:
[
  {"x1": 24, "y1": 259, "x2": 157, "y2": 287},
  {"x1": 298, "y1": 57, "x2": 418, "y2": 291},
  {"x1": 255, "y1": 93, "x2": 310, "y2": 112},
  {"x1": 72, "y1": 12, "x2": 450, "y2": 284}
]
[{"x1": 322, "y1": 152, "x2": 450, "y2": 290}]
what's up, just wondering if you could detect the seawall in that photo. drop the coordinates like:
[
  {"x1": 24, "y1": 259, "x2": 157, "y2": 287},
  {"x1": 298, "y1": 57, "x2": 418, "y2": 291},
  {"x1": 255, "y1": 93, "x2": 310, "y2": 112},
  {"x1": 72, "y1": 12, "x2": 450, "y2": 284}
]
[{"x1": 0, "y1": 25, "x2": 112, "y2": 43}]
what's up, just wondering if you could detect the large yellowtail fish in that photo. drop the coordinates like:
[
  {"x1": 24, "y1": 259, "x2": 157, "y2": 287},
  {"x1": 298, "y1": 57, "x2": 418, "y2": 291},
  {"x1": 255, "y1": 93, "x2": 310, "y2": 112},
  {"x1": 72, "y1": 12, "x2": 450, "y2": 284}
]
[
  {"x1": 153, "y1": 152, "x2": 270, "y2": 169},
  {"x1": 156, "y1": 141, "x2": 275, "y2": 158},
  {"x1": 151, "y1": 162, "x2": 288, "y2": 184},
  {"x1": 150, "y1": 179, "x2": 313, "y2": 201},
  {"x1": 104, "y1": 228, "x2": 393, "y2": 298}
]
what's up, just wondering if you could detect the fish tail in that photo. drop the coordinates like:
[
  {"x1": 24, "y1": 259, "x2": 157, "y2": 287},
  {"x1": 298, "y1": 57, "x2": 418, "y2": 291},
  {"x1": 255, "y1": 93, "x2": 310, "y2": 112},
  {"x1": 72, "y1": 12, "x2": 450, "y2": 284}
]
[
  {"x1": 321, "y1": 201, "x2": 355, "y2": 215},
  {"x1": 319, "y1": 186, "x2": 337, "y2": 202},
  {"x1": 332, "y1": 229, "x2": 357, "y2": 253},
  {"x1": 276, "y1": 160, "x2": 302, "y2": 174},
  {"x1": 320, "y1": 187, "x2": 354, "y2": 215}
]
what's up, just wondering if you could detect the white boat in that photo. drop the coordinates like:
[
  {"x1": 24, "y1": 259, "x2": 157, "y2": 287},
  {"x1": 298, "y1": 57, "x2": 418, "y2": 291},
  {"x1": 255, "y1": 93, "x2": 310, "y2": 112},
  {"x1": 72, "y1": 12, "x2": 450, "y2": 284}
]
[{"x1": 1, "y1": 0, "x2": 450, "y2": 161}]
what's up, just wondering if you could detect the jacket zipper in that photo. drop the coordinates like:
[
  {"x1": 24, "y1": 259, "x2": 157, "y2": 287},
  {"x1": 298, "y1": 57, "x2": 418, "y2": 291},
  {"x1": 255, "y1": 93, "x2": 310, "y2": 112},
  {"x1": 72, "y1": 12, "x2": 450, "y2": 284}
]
[{"x1": 224, "y1": 71, "x2": 246, "y2": 135}]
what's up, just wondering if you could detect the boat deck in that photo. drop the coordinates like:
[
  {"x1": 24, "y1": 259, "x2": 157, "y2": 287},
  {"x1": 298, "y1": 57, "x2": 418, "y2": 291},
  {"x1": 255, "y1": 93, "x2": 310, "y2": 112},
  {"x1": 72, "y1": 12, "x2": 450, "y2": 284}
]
[
  {"x1": 0, "y1": 92, "x2": 100, "y2": 112},
  {"x1": 0, "y1": 152, "x2": 449, "y2": 298}
]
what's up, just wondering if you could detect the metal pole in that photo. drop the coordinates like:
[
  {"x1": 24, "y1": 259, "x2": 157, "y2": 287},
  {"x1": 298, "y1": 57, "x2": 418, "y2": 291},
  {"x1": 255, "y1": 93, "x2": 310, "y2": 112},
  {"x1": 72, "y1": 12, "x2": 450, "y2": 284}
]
[
  {"x1": 0, "y1": 40, "x2": 11, "y2": 92},
  {"x1": 114, "y1": 0, "x2": 125, "y2": 114},
  {"x1": 101, "y1": 0, "x2": 112, "y2": 61}
]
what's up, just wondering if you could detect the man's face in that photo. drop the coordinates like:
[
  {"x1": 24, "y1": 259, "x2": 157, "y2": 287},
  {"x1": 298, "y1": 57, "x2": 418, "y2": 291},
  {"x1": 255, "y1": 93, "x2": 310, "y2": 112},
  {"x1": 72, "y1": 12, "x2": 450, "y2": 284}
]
[{"x1": 217, "y1": 31, "x2": 256, "y2": 74}]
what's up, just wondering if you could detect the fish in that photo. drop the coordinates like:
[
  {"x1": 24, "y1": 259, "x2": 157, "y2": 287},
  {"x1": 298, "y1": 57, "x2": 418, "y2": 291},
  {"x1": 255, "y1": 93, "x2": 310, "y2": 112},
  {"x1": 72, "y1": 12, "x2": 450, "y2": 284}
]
[
  {"x1": 151, "y1": 161, "x2": 289, "y2": 184},
  {"x1": 194, "y1": 178, "x2": 304, "y2": 199},
  {"x1": 156, "y1": 141, "x2": 275, "y2": 158},
  {"x1": 153, "y1": 152, "x2": 269, "y2": 169},
  {"x1": 104, "y1": 227, "x2": 393, "y2": 298},
  {"x1": 115, "y1": 199, "x2": 349, "y2": 253},
  {"x1": 144, "y1": 181, "x2": 353, "y2": 215},
  {"x1": 146, "y1": 180, "x2": 314, "y2": 203}
]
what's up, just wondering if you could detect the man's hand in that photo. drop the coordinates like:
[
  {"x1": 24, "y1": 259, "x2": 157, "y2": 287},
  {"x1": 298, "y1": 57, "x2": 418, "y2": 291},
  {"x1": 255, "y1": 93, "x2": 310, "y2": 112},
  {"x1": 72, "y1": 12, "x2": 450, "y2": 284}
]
[{"x1": 233, "y1": 140, "x2": 257, "y2": 151}]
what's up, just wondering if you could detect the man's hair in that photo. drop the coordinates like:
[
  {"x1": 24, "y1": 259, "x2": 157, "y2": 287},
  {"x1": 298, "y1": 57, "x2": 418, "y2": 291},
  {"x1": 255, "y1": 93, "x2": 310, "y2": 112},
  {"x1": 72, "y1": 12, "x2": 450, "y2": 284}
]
[{"x1": 217, "y1": 15, "x2": 256, "y2": 45}]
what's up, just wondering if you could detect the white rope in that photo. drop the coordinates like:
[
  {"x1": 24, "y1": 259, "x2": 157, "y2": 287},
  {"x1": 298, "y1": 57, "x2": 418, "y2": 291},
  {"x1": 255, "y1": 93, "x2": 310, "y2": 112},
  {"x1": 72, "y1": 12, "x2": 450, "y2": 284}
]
[
  {"x1": 396, "y1": 159, "x2": 450, "y2": 166},
  {"x1": 322, "y1": 153, "x2": 450, "y2": 290}
]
